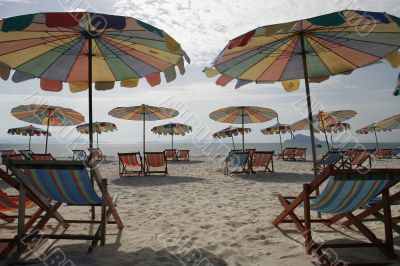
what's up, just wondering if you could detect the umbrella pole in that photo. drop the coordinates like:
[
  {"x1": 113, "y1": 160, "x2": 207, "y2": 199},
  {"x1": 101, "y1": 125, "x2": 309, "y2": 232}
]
[
  {"x1": 242, "y1": 107, "x2": 245, "y2": 151},
  {"x1": 320, "y1": 117, "x2": 330, "y2": 152},
  {"x1": 231, "y1": 135, "x2": 236, "y2": 150},
  {"x1": 88, "y1": 35, "x2": 95, "y2": 220},
  {"x1": 45, "y1": 109, "x2": 50, "y2": 154},
  {"x1": 97, "y1": 132, "x2": 99, "y2": 148},
  {"x1": 172, "y1": 134, "x2": 174, "y2": 150},
  {"x1": 331, "y1": 134, "x2": 334, "y2": 150},
  {"x1": 143, "y1": 111, "x2": 146, "y2": 175},
  {"x1": 277, "y1": 116, "x2": 283, "y2": 152},
  {"x1": 28, "y1": 135, "x2": 31, "y2": 150},
  {"x1": 374, "y1": 128, "x2": 379, "y2": 151}
]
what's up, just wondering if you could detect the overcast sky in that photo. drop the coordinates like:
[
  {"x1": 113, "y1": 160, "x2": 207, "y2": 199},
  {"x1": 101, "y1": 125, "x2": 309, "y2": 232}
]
[{"x1": 0, "y1": 0, "x2": 399, "y2": 145}]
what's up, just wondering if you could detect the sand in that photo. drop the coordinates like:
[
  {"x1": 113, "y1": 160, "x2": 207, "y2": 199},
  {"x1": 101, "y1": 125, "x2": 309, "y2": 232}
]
[{"x1": 1, "y1": 156, "x2": 400, "y2": 266}]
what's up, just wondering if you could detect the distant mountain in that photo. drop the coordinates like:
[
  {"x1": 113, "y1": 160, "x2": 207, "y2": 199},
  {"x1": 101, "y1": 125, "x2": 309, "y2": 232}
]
[{"x1": 284, "y1": 134, "x2": 324, "y2": 145}]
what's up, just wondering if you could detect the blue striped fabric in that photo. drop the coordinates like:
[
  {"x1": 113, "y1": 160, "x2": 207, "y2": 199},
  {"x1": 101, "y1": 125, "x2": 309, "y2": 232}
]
[
  {"x1": 228, "y1": 153, "x2": 248, "y2": 168},
  {"x1": 24, "y1": 168, "x2": 102, "y2": 205}
]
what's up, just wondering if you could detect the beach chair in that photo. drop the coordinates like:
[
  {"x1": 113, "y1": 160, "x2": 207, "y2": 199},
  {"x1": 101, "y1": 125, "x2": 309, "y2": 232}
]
[
  {"x1": 118, "y1": 152, "x2": 143, "y2": 176},
  {"x1": 273, "y1": 167, "x2": 400, "y2": 264},
  {"x1": 18, "y1": 150, "x2": 33, "y2": 160},
  {"x1": 343, "y1": 148, "x2": 355, "y2": 159},
  {"x1": 245, "y1": 149, "x2": 256, "y2": 159},
  {"x1": 6, "y1": 160, "x2": 124, "y2": 261},
  {"x1": 249, "y1": 151, "x2": 274, "y2": 173},
  {"x1": 145, "y1": 152, "x2": 168, "y2": 175},
  {"x1": 30, "y1": 153, "x2": 56, "y2": 161},
  {"x1": 165, "y1": 149, "x2": 177, "y2": 161},
  {"x1": 89, "y1": 148, "x2": 107, "y2": 161},
  {"x1": 376, "y1": 149, "x2": 392, "y2": 159},
  {"x1": 316, "y1": 150, "x2": 343, "y2": 172},
  {"x1": 294, "y1": 147, "x2": 307, "y2": 161},
  {"x1": 1, "y1": 154, "x2": 25, "y2": 175},
  {"x1": 224, "y1": 151, "x2": 249, "y2": 175},
  {"x1": 0, "y1": 187, "x2": 34, "y2": 224},
  {"x1": 175, "y1": 150, "x2": 190, "y2": 161},
  {"x1": 390, "y1": 148, "x2": 400, "y2": 159},
  {"x1": 0, "y1": 150, "x2": 16, "y2": 157},
  {"x1": 277, "y1": 147, "x2": 296, "y2": 160},
  {"x1": 340, "y1": 149, "x2": 373, "y2": 170},
  {"x1": 73, "y1": 149, "x2": 88, "y2": 161}
]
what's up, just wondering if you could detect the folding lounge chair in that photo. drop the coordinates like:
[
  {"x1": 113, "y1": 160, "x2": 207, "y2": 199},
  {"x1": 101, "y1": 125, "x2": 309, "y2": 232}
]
[
  {"x1": 341, "y1": 149, "x2": 373, "y2": 170},
  {"x1": 6, "y1": 160, "x2": 124, "y2": 261},
  {"x1": 0, "y1": 188, "x2": 34, "y2": 224},
  {"x1": 245, "y1": 149, "x2": 256, "y2": 159},
  {"x1": 294, "y1": 148, "x2": 306, "y2": 161},
  {"x1": 73, "y1": 149, "x2": 88, "y2": 161},
  {"x1": 1, "y1": 154, "x2": 25, "y2": 174},
  {"x1": 1, "y1": 150, "x2": 16, "y2": 157},
  {"x1": 89, "y1": 148, "x2": 107, "y2": 161},
  {"x1": 118, "y1": 152, "x2": 143, "y2": 177},
  {"x1": 18, "y1": 150, "x2": 33, "y2": 160},
  {"x1": 164, "y1": 149, "x2": 177, "y2": 161},
  {"x1": 145, "y1": 152, "x2": 168, "y2": 176},
  {"x1": 277, "y1": 147, "x2": 296, "y2": 161},
  {"x1": 224, "y1": 151, "x2": 249, "y2": 175},
  {"x1": 316, "y1": 151, "x2": 343, "y2": 172},
  {"x1": 30, "y1": 153, "x2": 56, "y2": 161},
  {"x1": 273, "y1": 167, "x2": 400, "y2": 264},
  {"x1": 390, "y1": 148, "x2": 400, "y2": 159},
  {"x1": 250, "y1": 151, "x2": 274, "y2": 174},
  {"x1": 175, "y1": 150, "x2": 190, "y2": 161},
  {"x1": 376, "y1": 149, "x2": 392, "y2": 159}
]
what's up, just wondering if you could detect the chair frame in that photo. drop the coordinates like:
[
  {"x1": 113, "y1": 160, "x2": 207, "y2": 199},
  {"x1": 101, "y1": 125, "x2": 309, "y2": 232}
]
[
  {"x1": 144, "y1": 152, "x2": 168, "y2": 176},
  {"x1": 72, "y1": 149, "x2": 88, "y2": 161},
  {"x1": 18, "y1": 150, "x2": 33, "y2": 160},
  {"x1": 175, "y1": 150, "x2": 190, "y2": 161},
  {"x1": 294, "y1": 148, "x2": 307, "y2": 161},
  {"x1": 273, "y1": 167, "x2": 400, "y2": 264},
  {"x1": 316, "y1": 151, "x2": 344, "y2": 172},
  {"x1": 164, "y1": 149, "x2": 177, "y2": 161},
  {"x1": 89, "y1": 148, "x2": 107, "y2": 161},
  {"x1": 118, "y1": 152, "x2": 143, "y2": 177},
  {"x1": 277, "y1": 147, "x2": 296, "y2": 161},
  {"x1": 224, "y1": 151, "x2": 250, "y2": 175},
  {"x1": 340, "y1": 149, "x2": 373, "y2": 170},
  {"x1": 249, "y1": 151, "x2": 274, "y2": 174}
]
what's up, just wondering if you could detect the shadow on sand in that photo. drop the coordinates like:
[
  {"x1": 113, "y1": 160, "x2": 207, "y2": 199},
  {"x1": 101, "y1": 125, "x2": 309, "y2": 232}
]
[
  {"x1": 111, "y1": 175, "x2": 204, "y2": 187},
  {"x1": 234, "y1": 172, "x2": 314, "y2": 183},
  {"x1": 167, "y1": 160, "x2": 204, "y2": 165}
]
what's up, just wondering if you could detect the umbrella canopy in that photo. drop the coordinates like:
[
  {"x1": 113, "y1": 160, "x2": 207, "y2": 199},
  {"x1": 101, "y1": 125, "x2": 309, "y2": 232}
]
[
  {"x1": 7, "y1": 125, "x2": 51, "y2": 150},
  {"x1": 209, "y1": 106, "x2": 277, "y2": 151},
  {"x1": 76, "y1": 122, "x2": 118, "y2": 148},
  {"x1": 357, "y1": 114, "x2": 400, "y2": 150},
  {"x1": 261, "y1": 123, "x2": 293, "y2": 152},
  {"x1": 11, "y1": 104, "x2": 84, "y2": 153},
  {"x1": 108, "y1": 104, "x2": 179, "y2": 172},
  {"x1": 151, "y1": 123, "x2": 192, "y2": 149},
  {"x1": 205, "y1": 10, "x2": 400, "y2": 176},
  {"x1": 0, "y1": 11, "x2": 189, "y2": 156},
  {"x1": 212, "y1": 126, "x2": 251, "y2": 150}
]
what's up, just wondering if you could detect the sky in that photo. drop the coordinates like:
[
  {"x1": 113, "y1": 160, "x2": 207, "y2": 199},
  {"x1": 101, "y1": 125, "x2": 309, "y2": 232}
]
[{"x1": 0, "y1": 0, "x2": 399, "y2": 146}]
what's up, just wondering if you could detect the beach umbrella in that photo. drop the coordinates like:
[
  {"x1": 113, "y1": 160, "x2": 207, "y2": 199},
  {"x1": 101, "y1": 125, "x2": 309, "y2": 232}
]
[
  {"x1": 209, "y1": 106, "x2": 277, "y2": 151},
  {"x1": 261, "y1": 123, "x2": 293, "y2": 152},
  {"x1": 108, "y1": 104, "x2": 178, "y2": 170},
  {"x1": 7, "y1": 125, "x2": 51, "y2": 150},
  {"x1": 357, "y1": 114, "x2": 400, "y2": 150},
  {"x1": 321, "y1": 122, "x2": 351, "y2": 150},
  {"x1": 212, "y1": 126, "x2": 251, "y2": 150},
  {"x1": 204, "y1": 10, "x2": 400, "y2": 176},
  {"x1": 76, "y1": 122, "x2": 118, "y2": 148},
  {"x1": 0, "y1": 12, "x2": 190, "y2": 155},
  {"x1": 11, "y1": 104, "x2": 84, "y2": 153},
  {"x1": 151, "y1": 123, "x2": 192, "y2": 149}
]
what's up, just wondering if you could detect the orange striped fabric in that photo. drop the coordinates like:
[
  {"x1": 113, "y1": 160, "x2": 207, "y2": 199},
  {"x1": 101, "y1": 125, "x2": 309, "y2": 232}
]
[
  {"x1": 177, "y1": 150, "x2": 189, "y2": 158},
  {"x1": 1, "y1": 150, "x2": 16, "y2": 156},
  {"x1": 120, "y1": 154, "x2": 141, "y2": 167},
  {"x1": 165, "y1": 149, "x2": 176, "y2": 159},
  {"x1": 252, "y1": 153, "x2": 273, "y2": 167},
  {"x1": 146, "y1": 153, "x2": 165, "y2": 167},
  {"x1": 31, "y1": 154, "x2": 54, "y2": 160}
]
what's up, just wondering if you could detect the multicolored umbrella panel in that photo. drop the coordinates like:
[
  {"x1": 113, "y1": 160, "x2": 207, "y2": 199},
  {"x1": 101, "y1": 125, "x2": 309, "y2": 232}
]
[
  {"x1": 356, "y1": 114, "x2": 400, "y2": 150},
  {"x1": 7, "y1": 125, "x2": 51, "y2": 150},
  {"x1": 209, "y1": 106, "x2": 277, "y2": 151},
  {"x1": 205, "y1": 9, "x2": 400, "y2": 177},
  {"x1": 11, "y1": 104, "x2": 85, "y2": 153},
  {"x1": 151, "y1": 123, "x2": 192, "y2": 149},
  {"x1": 212, "y1": 126, "x2": 252, "y2": 150},
  {"x1": 260, "y1": 123, "x2": 293, "y2": 152},
  {"x1": 76, "y1": 122, "x2": 118, "y2": 148},
  {"x1": 108, "y1": 104, "x2": 179, "y2": 172}
]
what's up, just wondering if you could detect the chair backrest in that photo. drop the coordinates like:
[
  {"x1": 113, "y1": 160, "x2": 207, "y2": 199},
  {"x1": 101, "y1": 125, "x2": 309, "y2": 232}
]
[
  {"x1": 252, "y1": 151, "x2": 273, "y2": 167},
  {"x1": 19, "y1": 150, "x2": 33, "y2": 160},
  {"x1": 344, "y1": 148, "x2": 355, "y2": 157},
  {"x1": 10, "y1": 160, "x2": 102, "y2": 205},
  {"x1": 377, "y1": 149, "x2": 391, "y2": 156},
  {"x1": 73, "y1": 150, "x2": 87, "y2": 161},
  {"x1": 391, "y1": 148, "x2": 400, "y2": 156},
  {"x1": 350, "y1": 150, "x2": 371, "y2": 165},
  {"x1": 228, "y1": 151, "x2": 249, "y2": 167},
  {"x1": 90, "y1": 148, "x2": 103, "y2": 159},
  {"x1": 295, "y1": 148, "x2": 306, "y2": 156},
  {"x1": 165, "y1": 149, "x2": 177, "y2": 158},
  {"x1": 31, "y1": 153, "x2": 55, "y2": 161},
  {"x1": 309, "y1": 170, "x2": 399, "y2": 214},
  {"x1": 177, "y1": 150, "x2": 189, "y2": 158},
  {"x1": 118, "y1": 152, "x2": 142, "y2": 167},
  {"x1": 284, "y1": 148, "x2": 296, "y2": 156},
  {"x1": 1, "y1": 150, "x2": 16, "y2": 156},
  {"x1": 323, "y1": 151, "x2": 342, "y2": 166},
  {"x1": 0, "y1": 188, "x2": 18, "y2": 210},
  {"x1": 145, "y1": 152, "x2": 166, "y2": 167}
]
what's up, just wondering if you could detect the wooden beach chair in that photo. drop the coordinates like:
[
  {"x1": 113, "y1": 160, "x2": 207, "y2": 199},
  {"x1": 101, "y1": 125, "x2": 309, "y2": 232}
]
[
  {"x1": 316, "y1": 150, "x2": 343, "y2": 172},
  {"x1": 175, "y1": 150, "x2": 190, "y2": 161},
  {"x1": 245, "y1": 149, "x2": 256, "y2": 159},
  {"x1": 145, "y1": 152, "x2": 168, "y2": 176},
  {"x1": 30, "y1": 153, "x2": 56, "y2": 161},
  {"x1": 277, "y1": 147, "x2": 296, "y2": 161},
  {"x1": 164, "y1": 149, "x2": 177, "y2": 161},
  {"x1": 72, "y1": 149, "x2": 88, "y2": 161},
  {"x1": 376, "y1": 149, "x2": 392, "y2": 159},
  {"x1": 390, "y1": 148, "x2": 400, "y2": 159},
  {"x1": 343, "y1": 148, "x2": 355, "y2": 159},
  {"x1": 5, "y1": 160, "x2": 123, "y2": 262},
  {"x1": 18, "y1": 150, "x2": 33, "y2": 160},
  {"x1": 0, "y1": 150, "x2": 16, "y2": 157},
  {"x1": 89, "y1": 148, "x2": 107, "y2": 161},
  {"x1": 224, "y1": 151, "x2": 250, "y2": 175},
  {"x1": 294, "y1": 147, "x2": 307, "y2": 161},
  {"x1": 1, "y1": 154, "x2": 25, "y2": 175},
  {"x1": 273, "y1": 167, "x2": 400, "y2": 264},
  {"x1": 249, "y1": 151, "x2": 274, "y2": 173},
  {"x1": 340, "y1": 149, "x2": 373, "y2": 170},
  {"x1": 118, "y1": 152, "x2": 143, "y2": 177}
]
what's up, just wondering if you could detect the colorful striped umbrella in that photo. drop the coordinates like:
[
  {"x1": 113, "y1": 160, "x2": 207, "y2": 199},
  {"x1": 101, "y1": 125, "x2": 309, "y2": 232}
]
[
  {"x1": 261, "y1": 122, "x2": 293, "y2": 152},
  {"x1": 209, "y1": 106, "x2": 277, "y2": 151},
  {"x1": 394, "y1": 73, "x2": 400, "y2": 96},
  {"x1": 205, "y1": 10, "x2": 400, "y2": 176},
  {"x1": 151, "y1": 123, "x2": 192, "y2": 149},
  {"x1": 0, "y1": 12, "x2": 189, "y2": 155},
  {"x1": 357, "y1": 114, "x2": 400, "y2": 150},
  {"x1": 212, "y1": 126, "x2": 251, "y2": 150},
  {"x1": 76, "y1": 122, "x2": 118, "y2": 148},
  {"x1": 7, "y1": 125, "x2": 51, "y2": 150},
  {"x1": 108, "y1": 104, "x2": 178, "y2": 171},
  {"x1": 11, "y1": 104, "x2": 84, "y2": 153}
]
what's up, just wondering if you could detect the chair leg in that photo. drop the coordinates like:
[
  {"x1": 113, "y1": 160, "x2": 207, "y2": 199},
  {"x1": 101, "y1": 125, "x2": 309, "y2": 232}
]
[
  {"x1": 382, "y1": 189, "x2": 397, "y2": 259},
  {"x1": 303, "y1": 184, "x2": 312, "y2": 255},
  {"x1": 100, "y1": 179, "x2": 107, "y2": 246}
]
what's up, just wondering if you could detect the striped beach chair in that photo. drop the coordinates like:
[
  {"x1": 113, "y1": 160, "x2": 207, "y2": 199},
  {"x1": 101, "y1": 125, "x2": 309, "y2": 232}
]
[
  {"x1": 316, "y1": 150, "x2": 343, "y2": 172},
  {"x1": 6, "y1": 160, "x2": 124, "y2": 260},
  {"x1": 175, "y1": 150, "x2": 190, "y2": 161},
  {"x1": 224, "y1": 151, "x2": 249, "y2": 175},
  {"x1": 390, "y1": 148, "x2": 400, "y2": 159},
  {"x1": 277, "y1": 147, "x2": 296, "y2": 160},
  {"x1": 89, "y1": 148, "x2": 107, "y2": 161},
  {"x1": 376, "y1": 149, "x2": 392, "y2": 159},
  {"x1": 18, "y1": 150, "x2": 33, "y2": 160},
  {"x1": 245, "y1": 149, "x2": 256, "y2": 159},
  {"x1": 145, "y1": 152, "x2": 168, "y2": 175},
  {"x1": 165, "y1": 149, "x2": 177, "y2": 161},
  {"x1": 30, "y1": 153, "x2": 56, "y2": 160},
  {"x1": 249, "y1": 151, "x2": 274, "y2": 173},
  {"x1": 273, "y1": 167, "x2": 400, "y2": 264},
  {"x1": 0, "y1": 188, "x2": 33, "y2": 224},
  {"x1": 341, "y1": 149, "x2": 373, "y2": 170},
  {"x1": 73, "y1": 149, "x2": 88, "y2": 161},
  {"x1": 118, "y1": 152, "x2": 143, "y2": 176},
  {"x1": 0, "y1": 150, "x2": 16, "y2": 157},
  {"x1": 294, "y1": 147, "x2": 307, "y2": 161}
]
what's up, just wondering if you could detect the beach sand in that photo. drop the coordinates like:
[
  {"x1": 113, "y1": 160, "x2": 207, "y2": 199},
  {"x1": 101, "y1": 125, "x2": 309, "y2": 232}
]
[{"x1": 1, "y1": 156, "x2": 400, "y2": 266}]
